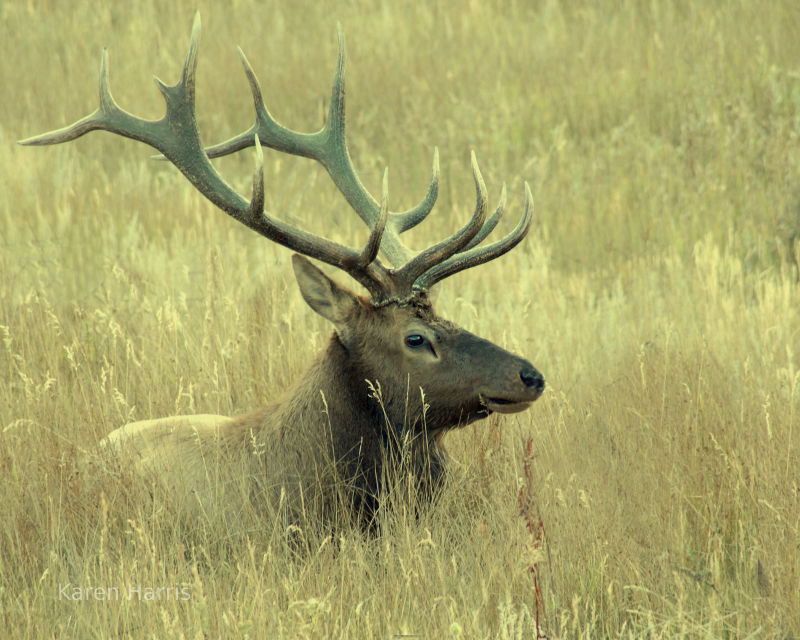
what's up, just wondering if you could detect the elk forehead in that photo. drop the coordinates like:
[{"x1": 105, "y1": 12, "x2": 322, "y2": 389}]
[
  {"x1": 368, "y1": 293, "x2": 454, "y2": 333},
  {"x1": 367, "y1": 295, "x2": 502, "y2": 363}
]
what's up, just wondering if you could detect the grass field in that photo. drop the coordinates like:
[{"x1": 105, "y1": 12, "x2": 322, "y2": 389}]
[{"x1": 2, "y1": 0, "x2": 799, "y2": 637}]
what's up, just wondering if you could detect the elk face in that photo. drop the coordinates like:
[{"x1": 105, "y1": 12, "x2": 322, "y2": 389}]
[{"x1": 294, "y1": 255, "x2": 544, "y2": 432}]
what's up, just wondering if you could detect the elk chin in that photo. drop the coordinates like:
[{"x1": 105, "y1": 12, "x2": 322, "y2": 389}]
[{"x1": 479, "y1": 395, "x2": 535, "y2": 414}]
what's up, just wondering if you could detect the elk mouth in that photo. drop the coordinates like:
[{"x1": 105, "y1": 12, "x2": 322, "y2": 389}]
[{"x1": 479, "y1": 394, "x2": 539, "y2": 414}]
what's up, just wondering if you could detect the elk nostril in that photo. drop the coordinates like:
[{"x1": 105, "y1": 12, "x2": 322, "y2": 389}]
[{"x1": 520, "y1": 367, "x2": 545, "y2": 391}]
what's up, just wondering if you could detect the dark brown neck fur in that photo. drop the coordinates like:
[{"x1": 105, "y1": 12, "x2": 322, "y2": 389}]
[{"x1": 227, "y1": 333, "x2": 444, "y2": 523}]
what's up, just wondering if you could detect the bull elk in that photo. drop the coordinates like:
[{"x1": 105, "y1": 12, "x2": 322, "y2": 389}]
[{"x1": 21, "y1": 14, "x2": 544, "y2": 527}]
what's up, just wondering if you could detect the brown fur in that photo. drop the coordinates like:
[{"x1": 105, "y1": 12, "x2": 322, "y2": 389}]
[{"x1": 103, "y1": 256, "x2": 544, "y2": 525}]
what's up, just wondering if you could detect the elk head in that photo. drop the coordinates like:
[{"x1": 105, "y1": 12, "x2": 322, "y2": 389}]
[
  {"x1": 20, "y1": 13, "x2": 544, "y2": 438},
  {"x1": 293, "y1": 255, "x2": 543, "y2": 435}
]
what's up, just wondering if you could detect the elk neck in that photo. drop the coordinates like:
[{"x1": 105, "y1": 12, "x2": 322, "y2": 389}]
[{"x1": 233, "y1": 333, "x2": 416, "y2": 460}]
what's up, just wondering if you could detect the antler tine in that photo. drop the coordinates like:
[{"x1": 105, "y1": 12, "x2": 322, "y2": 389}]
[
  {"x1": 414, "y1": 182, "x2": 534, "y2": 291},
  {"x1": 19, "y1": 50, "x2": 110, "y2": 147},
  {"x1": 462, "y1": 183, "x2": 506, "y2": 252},
  {"x1": 356, "y1": 168, "x2": 390, "y2": 268},
  {"x1": 19, "y1": 42, "x2": 170, "y2": 149},
  {"x1": 202, "y1": 25, "x2": 439, "y2": 268},
  {"x1": 248, "y1": 134, "x2": 266, "y2": 222},
  {"x1": 394, "y1": 151, "x2": 489, "y2": 289}
]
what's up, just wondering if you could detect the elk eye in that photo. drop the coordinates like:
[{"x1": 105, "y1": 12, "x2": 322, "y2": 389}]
[{"x1": 405, "y1": 334, "x2": 426, "y2": 348}]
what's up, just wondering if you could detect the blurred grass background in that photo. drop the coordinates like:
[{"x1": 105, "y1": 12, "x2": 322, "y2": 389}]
[{"x1": 1, "y1": 0, "x2": 799, "y2": 637}]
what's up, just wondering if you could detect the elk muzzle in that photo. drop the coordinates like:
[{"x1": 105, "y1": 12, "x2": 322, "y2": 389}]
[
  {"x1": 452, "y1": 330, "x2": 545, "y2": 414},
  {"x1": 480, "y1": 363, "x2": 545, "y2": 413}
]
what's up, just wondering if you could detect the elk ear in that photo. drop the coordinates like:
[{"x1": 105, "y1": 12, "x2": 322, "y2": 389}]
[{"x1": 292, "y1": 255, "x2": 359, "y2": 329}]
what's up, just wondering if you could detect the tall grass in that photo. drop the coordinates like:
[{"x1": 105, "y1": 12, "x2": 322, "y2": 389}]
[{"x1": 2, "y1": 0, "x2": 799, "y2": 637}]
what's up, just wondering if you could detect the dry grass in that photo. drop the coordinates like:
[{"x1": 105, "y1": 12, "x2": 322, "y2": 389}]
[{"x1": 2, "y1": 0, "x2": 799, "y2": 637}]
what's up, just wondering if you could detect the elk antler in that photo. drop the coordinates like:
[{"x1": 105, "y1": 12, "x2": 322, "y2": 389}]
[{"x1": 19, "y1": 13, "x2": 533, "y2": 304}]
